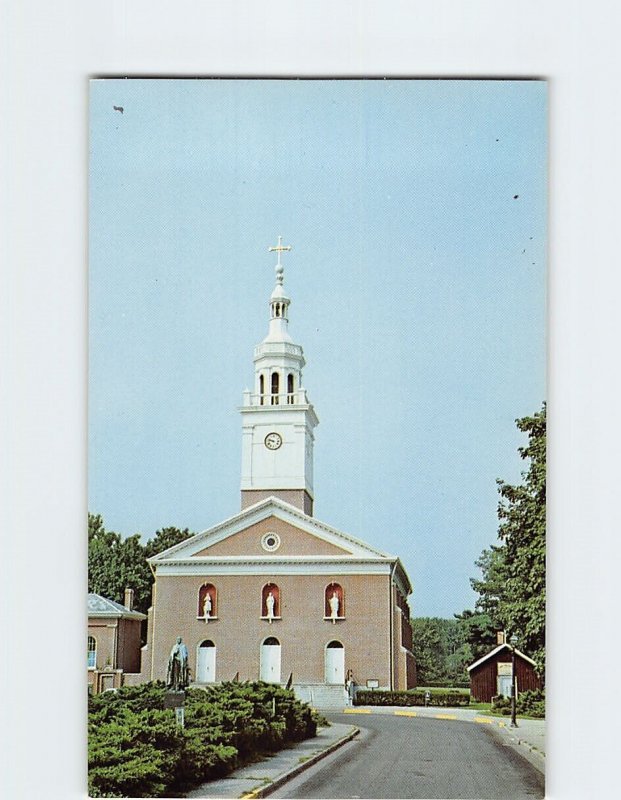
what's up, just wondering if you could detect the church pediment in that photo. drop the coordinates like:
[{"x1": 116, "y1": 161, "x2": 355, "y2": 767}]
[
  {"x1": 148, "y1": 496, "x2": 393, "y2": 564},
  {"x1": 193, "y1": 516, "x2": 351, "y2": 558}
]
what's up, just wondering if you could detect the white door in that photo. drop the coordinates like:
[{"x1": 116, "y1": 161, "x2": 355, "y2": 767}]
[
  {"x1": 260, "y1": 638, "x2": 281, "y2": 683},
  {"x1": 197, "y1": 641, "x2": 216, "y2": 683},
  {"x1": 325, "y1": 642, "x2": 345, "y2": 684},
  {"x1": 498, "y1": 675, "x2": 512, "y2": 698}
]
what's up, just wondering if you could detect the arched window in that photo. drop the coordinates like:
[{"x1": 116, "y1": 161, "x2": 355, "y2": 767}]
[
  {"x1": 259, "y1": 374, "x2": 265, "y2": 405},
  {"x1": 262, "y1": 583, "x2": 281, "y2": 621},
  {"x1": 325, "y1": 583, "x2": 345, "y2": 621},
  {"x1": 88, "y1": 635, "x2": 97, "y2": 669},
  {"x1": 198, "y1": 583, "x2": 217, "y2": 620},
  {"x1": 287, "y1": 373, "x2": 294, "y2": 404},
  {"x1": 271, "y1": 372, "x2": 279, "y2": 405}
]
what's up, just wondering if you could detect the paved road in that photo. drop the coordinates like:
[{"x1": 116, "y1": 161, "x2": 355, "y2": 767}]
[{"x1": 271, "y1": 713, "x2": 544, "y2": 799}]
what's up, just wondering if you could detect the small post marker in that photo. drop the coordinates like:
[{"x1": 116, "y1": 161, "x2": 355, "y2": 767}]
[{"x1": 164, "y1": 689, "x2": 186, "y2": 728}]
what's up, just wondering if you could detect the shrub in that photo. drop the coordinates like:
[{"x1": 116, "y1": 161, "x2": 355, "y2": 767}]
[
  {"x1": 516, "y1": 689, "x2": 545, "y2": 718},
  {"x1": 88, "y1": 706, "x2": 183, "y2": 798},
  {"x1": 354, "y1": 689, "x2": 470, "y2": 708},
  {"x1": 88, "y1": 681, "x2": 318, "y2": 797},
  {"x1": 491, "y1": 689, "x2": 545, "y2": 719}
]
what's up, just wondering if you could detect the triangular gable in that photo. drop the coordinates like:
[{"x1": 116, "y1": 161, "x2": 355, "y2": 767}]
[
  {"x1": 193, "y1": 516, "x2": 352, "y2": 558},
  {"x1": 467, "y1": 643, "x2": 537, "y2": 671},
  {"x1": 149, "y1": 495, "x2": 394, "y2": 563}
]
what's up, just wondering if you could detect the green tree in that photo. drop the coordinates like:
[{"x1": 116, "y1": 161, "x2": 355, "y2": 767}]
[
  {"x1": 470, "y1": 404, "x2": 546, "y2": 678},
  {"x1": 496, "y1": 405, "x2": 546, "y2": 675},
  {"x1": 469, "y1": 545, "x2": 508, "y2": 624},
  {"x1": 410, "y1": 617, "x2": 471, "y2": 685},
  {"x1": 411, "y1": 618, "x2": 445, "y2": 683},
  {"x1": 453, "y1": 609, "x2": 497, "y2": 662},
  {"x1": 88, "y1": 513, "x2": 126, "y2": 602},
  {"x1": 144, "y1": 526, "x2": 194, "y2": 559},
  {"x1": 88, "y1": 514, "x2": 194, "y2": 616}
]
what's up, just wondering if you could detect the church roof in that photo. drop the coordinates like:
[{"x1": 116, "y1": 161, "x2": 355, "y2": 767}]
[
  {"x1": 87, "y1": 593, "x2": 146, "y2": 620},
  {"x1": 148, "y1": 495, "x2": 413, "y2": 596}
]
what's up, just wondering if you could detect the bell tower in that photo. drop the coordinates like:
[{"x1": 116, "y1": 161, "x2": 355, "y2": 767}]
[{"x1": 240, "y1": 238, "x2": 319, "y2": 515}]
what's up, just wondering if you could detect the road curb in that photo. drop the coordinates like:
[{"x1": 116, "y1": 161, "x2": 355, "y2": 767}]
[
  {"x1": 242, "y1": 725, "x2": 360, "y2": 798},
  {"x1": 485, "y1": 722, "x2": 545, "y2": 776}
]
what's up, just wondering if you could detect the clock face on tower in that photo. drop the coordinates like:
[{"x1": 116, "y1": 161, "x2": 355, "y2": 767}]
[{"x1": 264, "y1": 432, "x2": 283, "y2": 450}]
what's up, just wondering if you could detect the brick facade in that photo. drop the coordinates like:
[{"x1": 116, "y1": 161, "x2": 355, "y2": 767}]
[
  {"x1": 241, "y1": 489, "x2": 313, "y2": 515},
  {"x1": 141, "y1": 498, "x2": 417, "y2": 691},
  {"x1": 148, "y1": 572, "x2": 397, "y2": 687},
  {"x1": 88, "y1": 594, "x2": 147, "y2": 692}
]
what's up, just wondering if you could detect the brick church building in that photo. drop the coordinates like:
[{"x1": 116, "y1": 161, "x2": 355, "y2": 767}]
[{"x1": 136, "y1": 240, "x2": 416, "y2": 702}]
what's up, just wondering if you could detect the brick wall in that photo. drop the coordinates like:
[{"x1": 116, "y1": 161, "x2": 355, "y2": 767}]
[
  {"x1": 149, "y1": 572, "x2": 394, "y2": 687},
  {"x1": 196, "y1": 516, "x2": 347, "y2": 558},
  {"x1": 241, "y1": 490, "x2": 313, "y2": 515},
  {"x1": 88, "y1": 619, "x2": 117, "y2": 670}
]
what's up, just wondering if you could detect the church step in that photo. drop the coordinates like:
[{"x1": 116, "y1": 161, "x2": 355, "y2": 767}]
[{"x1": 293, "y1": 683, "x2": 349, "y2": 710}]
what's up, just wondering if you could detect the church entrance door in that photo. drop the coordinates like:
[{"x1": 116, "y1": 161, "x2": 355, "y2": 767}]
[
  {"x1": 260, "y1": 637, "x2": 281, "y2": 683},
  {"x1": 197, "y1": 640, "x2": 216, "y2": 683},
  {"x1": 325, "y1": 641, "x2": 345, "y2": 684}
]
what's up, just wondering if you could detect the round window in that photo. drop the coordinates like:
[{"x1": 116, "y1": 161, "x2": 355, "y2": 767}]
[{"x1": 261, "y1": 532, "x2": 281, "y2": 552}]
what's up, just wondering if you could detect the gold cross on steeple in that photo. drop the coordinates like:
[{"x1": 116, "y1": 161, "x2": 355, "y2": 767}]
[{"x1": 268, "y1": 235, "x2": 292, "y2": 267}]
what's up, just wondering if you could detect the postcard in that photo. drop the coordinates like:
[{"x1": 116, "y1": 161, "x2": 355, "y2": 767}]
[{"x1": 88, "y1": 78, "x2": 546, "y2": 799}]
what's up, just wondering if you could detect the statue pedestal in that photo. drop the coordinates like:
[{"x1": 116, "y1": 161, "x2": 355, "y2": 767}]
[{"x1": 164, "y1": 690, "x2": 185, "y2": 727}]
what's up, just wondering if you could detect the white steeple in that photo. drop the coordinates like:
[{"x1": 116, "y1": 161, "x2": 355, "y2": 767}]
[{"x1": 240, "y1": 238, "x2": 319, "y2": 515}]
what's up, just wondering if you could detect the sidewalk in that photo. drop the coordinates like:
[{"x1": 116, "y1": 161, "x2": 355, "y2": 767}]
[
  {"x1": 484, "y1": 715, "x2": 545, "y2": 772},
  {"x1": 185, "y1": 723, "x2": 359, "y2": 799}
]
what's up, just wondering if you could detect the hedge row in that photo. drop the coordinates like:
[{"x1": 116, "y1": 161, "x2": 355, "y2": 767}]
[
  {"x1": 88, "y1": 681, "x2": 319, "y2": 798},
  {"x1": 354, "y1": 689, "x2": 470, "y2": 707},
  {"x1": 416, "y1": 682, "x2": 470, "y2": 690}
]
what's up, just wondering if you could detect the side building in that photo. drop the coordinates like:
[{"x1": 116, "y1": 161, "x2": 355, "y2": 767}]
[{"x1": 88, "y1": 590, "x2": 146, "y2": 693}]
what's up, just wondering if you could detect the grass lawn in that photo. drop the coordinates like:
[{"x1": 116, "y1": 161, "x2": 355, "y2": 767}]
[{"x1": 467, "y1": 702, "x2": 492, "y2": 711}]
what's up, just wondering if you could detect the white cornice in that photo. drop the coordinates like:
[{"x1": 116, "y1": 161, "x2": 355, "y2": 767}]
[{"x1": 154, "y1": 559, "x2": 395, "y2": 577}]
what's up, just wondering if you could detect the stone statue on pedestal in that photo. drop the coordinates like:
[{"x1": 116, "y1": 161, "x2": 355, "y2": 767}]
[{"x1": 166, "y1": 636, "x2": 189, "y2": 691}]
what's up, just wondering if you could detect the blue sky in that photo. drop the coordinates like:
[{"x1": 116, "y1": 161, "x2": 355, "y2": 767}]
[{"x1": 89, "y1": 78, "x2": 546, "y2": 618}]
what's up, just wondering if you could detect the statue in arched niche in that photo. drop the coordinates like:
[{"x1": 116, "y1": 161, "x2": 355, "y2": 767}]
[
  {"x1": 329, "y1": 591, "x2": 340, "y2": 622},
  {"x1": 202, "y1": 591, "x2": 212, "y2": 621},
  {"x1": 265, "y1": 591, "x2": 275, "y2": 622}
]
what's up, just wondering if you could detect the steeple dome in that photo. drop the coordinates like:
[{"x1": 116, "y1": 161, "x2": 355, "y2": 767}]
[{"x1": 264, "y1": 238, "x2": 293, "y2": 343}]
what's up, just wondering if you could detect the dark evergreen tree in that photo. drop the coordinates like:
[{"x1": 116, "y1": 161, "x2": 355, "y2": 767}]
[
  {"x1": 470, "y1": 404, "x2": 546, "y2": 679},
  {"x1": 88, "y1": 513, "x2": 194, "y2": 615}
]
